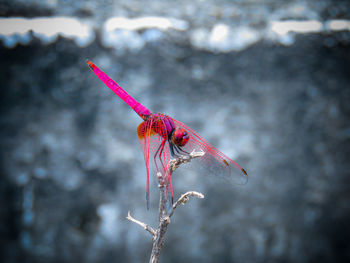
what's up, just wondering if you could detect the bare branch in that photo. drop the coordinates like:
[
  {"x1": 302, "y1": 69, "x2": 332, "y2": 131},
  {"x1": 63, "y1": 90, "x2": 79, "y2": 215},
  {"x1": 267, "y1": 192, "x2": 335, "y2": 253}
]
[
  {"x1": 169, "y1": 150, "x2": 205, "y2": 173},
  {"x1": 149, "y1": 151, "x2": 206, "y2": 263},
  {"x1": 125, "y1": 150, "x2": 207, "y2": 263},
  {"x1": 126, "y1": 211, "x2": 156, "y2": 237},
  {"x1": 150, "y1": 179, "x2": 170, "y2": 263},
  {"x1": 169, "y1": 191, "x2": 204, "y2": 217}
]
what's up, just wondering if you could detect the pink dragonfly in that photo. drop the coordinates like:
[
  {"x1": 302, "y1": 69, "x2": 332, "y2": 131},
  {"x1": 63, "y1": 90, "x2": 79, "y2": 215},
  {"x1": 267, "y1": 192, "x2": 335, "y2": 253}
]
[{"x1": 87, "y1": 60, "x2": 248, "y2": 210}]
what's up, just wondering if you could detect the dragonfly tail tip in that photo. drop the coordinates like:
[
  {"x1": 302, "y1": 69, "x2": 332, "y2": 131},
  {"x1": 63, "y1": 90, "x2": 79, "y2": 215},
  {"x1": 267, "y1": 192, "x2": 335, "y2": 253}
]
[{"x1": 86, "y1": 59, "x2": 95, "y2": 69}]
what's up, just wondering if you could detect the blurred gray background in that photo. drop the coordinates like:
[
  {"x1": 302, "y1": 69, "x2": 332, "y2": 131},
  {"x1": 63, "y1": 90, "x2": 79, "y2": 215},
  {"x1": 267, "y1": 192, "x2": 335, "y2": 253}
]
[{"x1": 1, "y1": 0, "x2": 350, "y2": 262}]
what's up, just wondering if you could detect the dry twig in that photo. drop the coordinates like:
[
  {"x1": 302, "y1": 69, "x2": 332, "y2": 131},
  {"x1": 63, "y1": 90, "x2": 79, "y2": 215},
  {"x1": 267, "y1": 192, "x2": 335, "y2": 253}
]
[
  {"x1": 126, "y1": 150, "x2": 205, "y2": 263},
  {"x1": 126, "y1": 211, "x2": 156, "y2": 238},
  {"x1": 169, "y1": 150, "x2": 205, "y2": 173},
  {"x1": 169, "y1": 191, "x2": 204, "y2": 217}
]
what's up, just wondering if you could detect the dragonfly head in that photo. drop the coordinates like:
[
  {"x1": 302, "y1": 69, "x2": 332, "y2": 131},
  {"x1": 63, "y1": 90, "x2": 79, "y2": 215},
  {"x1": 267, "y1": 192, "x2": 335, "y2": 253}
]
[{"x1": 171, "y1": 128, "x2": 190, "y2": 147}]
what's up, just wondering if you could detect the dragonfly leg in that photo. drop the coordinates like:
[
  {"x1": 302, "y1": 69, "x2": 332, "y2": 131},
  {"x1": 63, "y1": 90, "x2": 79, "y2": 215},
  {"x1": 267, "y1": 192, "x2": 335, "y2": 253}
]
[
  {"x1": 158, "y1": 139, "x2": 167, "y2": 172},
  {"x1": 175, "y1": 145, "x2": 190, "y2": 155},
  {"x1": 158, "y1": 139, "x2": 174, "y2": 205},
  {"x1": 153, "y1": 139, "x2": 167, "y2": 172},
  {"x1": 169, "y1": 143, "x2": 180, "y2": 158},
  {"x1": 169, "y1": 143, "x2": 175, "y2": 156},
  {"x1": 153, "y1": 142, "x2": 162, "y2": 172},
  {"x1": 173, "y1": 146, "x2": 181, "y2": 155}
]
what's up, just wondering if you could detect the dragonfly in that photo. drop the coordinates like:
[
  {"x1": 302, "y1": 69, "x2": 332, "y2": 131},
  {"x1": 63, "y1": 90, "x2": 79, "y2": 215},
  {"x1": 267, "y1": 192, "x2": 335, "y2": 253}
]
[{"x1": 87, "y1": 60, "x2": 248, "y2": 210}]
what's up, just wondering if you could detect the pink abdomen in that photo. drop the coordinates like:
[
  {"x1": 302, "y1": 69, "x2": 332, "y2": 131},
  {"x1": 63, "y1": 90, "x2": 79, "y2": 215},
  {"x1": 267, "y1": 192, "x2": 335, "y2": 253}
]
[{"x1": 87, "y1": 60, "x2": 151, "y2": 120}]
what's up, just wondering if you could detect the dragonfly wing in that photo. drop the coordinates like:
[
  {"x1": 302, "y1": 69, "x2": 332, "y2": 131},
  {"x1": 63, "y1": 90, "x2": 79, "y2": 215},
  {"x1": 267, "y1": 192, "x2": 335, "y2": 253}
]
[
  {"x1": 138, "y1": 117, "x2": 173, "y2": 211},
  {"x1": 149, "y1": 133, "x2": 173, "y2": 212},
  {"x1": 150, "y1": 116, "x2": 174, "y2": 211},
  {"x1": 137, "y1": 119, "x2": 154, "y2": 209},
  {"x1": 172, "y1": 118, "x2": 248, "y2": 185}
]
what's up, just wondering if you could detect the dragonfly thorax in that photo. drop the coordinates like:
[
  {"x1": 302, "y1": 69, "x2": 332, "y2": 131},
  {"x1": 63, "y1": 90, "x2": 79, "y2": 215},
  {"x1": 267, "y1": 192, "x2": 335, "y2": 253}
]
[{"x1": 170, "y1": 128, "x2": 190, "y2": 147}]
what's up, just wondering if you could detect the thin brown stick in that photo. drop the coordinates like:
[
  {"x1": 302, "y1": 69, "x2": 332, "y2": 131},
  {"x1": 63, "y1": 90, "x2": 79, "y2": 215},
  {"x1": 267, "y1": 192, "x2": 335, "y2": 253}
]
[
  {"x1": 126, "y1": 150, "x2": 205, "y2": 263},
  {"x1": 169, "y1": 150, "x2": 205, "y2": 173},
  {"x1": 169, "y1": 191, "x2": 204, "y2": 217},
  {"x1": 126, "y1": 211, "x2": 156, "y2": 237},
  {"x1": 149, "y1": 150, "x2": 205, "y2": 263},
  {"x1": 149, "y1": 177, "x2": 170, "y2": 263}
]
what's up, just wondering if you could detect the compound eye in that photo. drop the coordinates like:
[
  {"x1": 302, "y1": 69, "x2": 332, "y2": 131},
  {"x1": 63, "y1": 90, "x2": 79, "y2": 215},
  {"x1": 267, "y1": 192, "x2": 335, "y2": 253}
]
[
  {"x1": 171, "y1": 128, "x2": 190, "y2": 146},
  {"x1": 180, "y1": 132, "x2": 190, "y2": 146}
]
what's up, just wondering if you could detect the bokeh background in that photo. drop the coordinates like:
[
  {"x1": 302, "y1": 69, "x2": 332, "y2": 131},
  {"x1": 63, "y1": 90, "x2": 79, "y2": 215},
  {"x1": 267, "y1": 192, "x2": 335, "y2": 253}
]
[{"x1": 1, "y1": 0, "x2": 350, "y2": 262}]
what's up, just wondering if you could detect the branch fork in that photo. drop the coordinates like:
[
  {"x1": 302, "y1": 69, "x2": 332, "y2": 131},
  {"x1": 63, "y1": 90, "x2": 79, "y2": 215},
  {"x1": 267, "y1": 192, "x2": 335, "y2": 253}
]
[{"x1": 126, "y1": 150, "x2": 205, "y2": 263}]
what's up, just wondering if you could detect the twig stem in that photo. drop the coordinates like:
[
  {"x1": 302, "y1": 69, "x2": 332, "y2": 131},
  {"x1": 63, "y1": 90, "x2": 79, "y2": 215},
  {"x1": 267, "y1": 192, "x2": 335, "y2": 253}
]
[
  {"x1": 127, "y1": 150, "x2": 205, "y2": 263},
  {"x1": 149, "y1": 181, "x2": 170, "y2": 263},
  {"x1": 169, "y1": 191, "x2": 204, "y2": 217},
  {"x1": 126, "y1": 211, "x2": 156, "y2": 237}
]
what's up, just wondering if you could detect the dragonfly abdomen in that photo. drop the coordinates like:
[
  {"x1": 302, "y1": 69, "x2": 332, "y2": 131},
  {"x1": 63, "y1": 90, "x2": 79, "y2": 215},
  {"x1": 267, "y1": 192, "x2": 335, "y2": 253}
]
[{"x1": 87, "y1": 60, "x2": 151, "y2": 120}]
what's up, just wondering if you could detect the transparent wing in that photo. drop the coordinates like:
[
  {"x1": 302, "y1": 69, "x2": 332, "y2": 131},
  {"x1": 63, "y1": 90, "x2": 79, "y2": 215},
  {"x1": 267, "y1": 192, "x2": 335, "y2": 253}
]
[
  {"x1": 137, "y1": 118, "x2": 153, "y2": 209},
  {"x1": 149, "y1": 133, "x2": 173, "y2": 211},
  {"x1": 137, "y1": 117, "x2": 173, "y2": 211},
  {"x1": 172, "y1": 118, "x2": 248, "y2": 185}
]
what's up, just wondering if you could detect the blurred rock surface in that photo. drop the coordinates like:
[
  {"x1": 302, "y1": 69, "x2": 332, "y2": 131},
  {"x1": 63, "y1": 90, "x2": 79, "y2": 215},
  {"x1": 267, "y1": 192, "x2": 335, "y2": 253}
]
[{"x1": 1, "y1": 1, "x2": 350, "y2": 263}]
